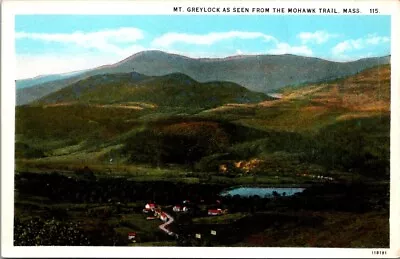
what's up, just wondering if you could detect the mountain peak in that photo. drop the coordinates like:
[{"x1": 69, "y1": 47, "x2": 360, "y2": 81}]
[{"x1": 17, "y1": 51, "x2": 391, "y2": 105}]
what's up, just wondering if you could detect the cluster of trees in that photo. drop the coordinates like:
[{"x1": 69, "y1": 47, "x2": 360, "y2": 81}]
[
  {"x1": 14, "y1": 217, "x2": 127, "y2": 246},
  {"x1": 308, "y1": 116, "x2": 390, "y2": 178},
  {"x1": 123, "y1": 119, "x2": 272, "y2": 168},
  {"x1": 124, "y1": 121, "x2": 230, "y2": 167}
]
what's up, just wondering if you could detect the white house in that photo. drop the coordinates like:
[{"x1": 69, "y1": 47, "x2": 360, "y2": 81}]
[
  {"x1": 173, "y1": 205, "x2": 182, "y2": 212},
  {"x1": 160, "y1": 212, "x2": 168, "y2": 222},
  {"x1": 128, "y1": 232, "x2": 136, "y2": 242},
  {"x1": 145, "y1": 203, "x2": 156, "y2": 211}
]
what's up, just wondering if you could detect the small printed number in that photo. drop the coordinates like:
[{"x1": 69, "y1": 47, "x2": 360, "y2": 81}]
[
  {"x1": 370, "y1": 8, "x2": 379, "y2": 13},
  {"x1": 372, "y1": 250, "x2": 387, "y2": 255}
]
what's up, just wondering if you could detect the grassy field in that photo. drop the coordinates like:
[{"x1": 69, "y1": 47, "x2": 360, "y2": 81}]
[{"x1": 192, "y1": 212, "x2": 249, "y2": 224}]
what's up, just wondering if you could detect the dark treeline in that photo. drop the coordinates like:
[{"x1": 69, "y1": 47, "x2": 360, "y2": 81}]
[
  {"x1": 16, "y1": 171, "x2": 388, "y2": 212},
  {"x1": 15, "y1": 171, "x2": 227, "y2": 205}
]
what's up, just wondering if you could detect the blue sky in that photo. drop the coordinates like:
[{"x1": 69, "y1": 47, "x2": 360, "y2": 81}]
[{"x1": 15, "y1": 15, "x2": 391, "y2": 79}]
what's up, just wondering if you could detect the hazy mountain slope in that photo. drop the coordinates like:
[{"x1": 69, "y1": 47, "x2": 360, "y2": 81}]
[
  {"x1": 16, "y1": 51, "x2": 390, "y2": 105},
  {"x1": 16, "y1": 69, "x2": 87, "y2": 90},
  {"x1": 201, "y1": 64, "x2": 390, "y2": 132},
  {"x1": 36, "y1": 72, "x2": 270, "y2": 108},
  {"x1": 17, "y1": 74, "x2": 67, "y2": 89},
  {"x1": 16, "y1": 75, "x2": 91, "y2": 105}
]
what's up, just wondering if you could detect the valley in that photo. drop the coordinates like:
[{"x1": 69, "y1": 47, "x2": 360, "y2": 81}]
[{"x1": 14, "y1": 63, "x2": 390, "y2": 247}]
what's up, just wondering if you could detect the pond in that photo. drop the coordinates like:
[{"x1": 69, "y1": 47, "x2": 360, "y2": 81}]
[{"x1": 220, "y1": 187, "x2": 305, "y2": 198}]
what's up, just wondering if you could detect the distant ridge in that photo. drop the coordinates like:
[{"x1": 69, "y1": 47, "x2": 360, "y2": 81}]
[
  {"x1": 16, "y1": 51, "x2": 390, "y2": 105},
  {"x1": 16, "y1": 69, "x2": 88, "y2": 89}
]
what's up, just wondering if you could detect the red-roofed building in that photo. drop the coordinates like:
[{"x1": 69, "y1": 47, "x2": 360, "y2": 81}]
[
  {"x1": 160, "y1": 212, "x2": 168, "y2": 222},
  {"x1": 208, "y1": 208, "x2": 223, "y2": 216},
  {"x1": 128, "y1": 232, "x2": 136, "y2": 241}
]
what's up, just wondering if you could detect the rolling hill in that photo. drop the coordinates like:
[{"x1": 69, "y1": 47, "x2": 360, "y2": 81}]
[
  {"x1": 35, "y1": 72, "x2": 270, "y2": 108},
  {"x1": 201, "y1": 64, "x2": 390, "y2": 132},
  {"x1": 15, "y1": 65, "x2": 390, "y2": 181},
  {"x1": 16, "y1": 51, "x2": 390, "y2": 105}
]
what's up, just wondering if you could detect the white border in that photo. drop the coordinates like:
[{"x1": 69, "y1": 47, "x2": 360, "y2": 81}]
[{"x1": 2, "y1": 1, "x2": 400, "y2": 258}]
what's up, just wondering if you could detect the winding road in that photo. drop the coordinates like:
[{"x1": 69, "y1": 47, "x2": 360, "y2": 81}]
[{"x1": 158, "y1": 211, "x2": 176, "y2": 237}]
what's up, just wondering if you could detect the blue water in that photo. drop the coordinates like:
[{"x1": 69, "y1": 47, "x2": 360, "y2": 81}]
[{"x1": 221, "y1": 187, "x2": 305, "y2": 198}]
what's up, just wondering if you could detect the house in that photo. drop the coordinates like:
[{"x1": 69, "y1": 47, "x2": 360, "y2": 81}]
[
  {"x1": 145, "y1": 203, "x2": 156, "y2": 211},
  {"x1": 219, "y1": 164, "x2": 228, "y2": 173},
  {"x1": 128, "y1": 232, "x2": 136, "y2": 242},
  {"x1": 208, "y1": 208, "x2": 223, "y2": 216},
  {"x1": 173, "y1": 205, "x2": 182, "y2": 212},
  {"x1": 160, "y1": 212, "x2": 168, "y2": 222}
]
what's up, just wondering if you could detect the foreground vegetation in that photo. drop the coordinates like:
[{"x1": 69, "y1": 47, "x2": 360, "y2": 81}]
[{"x1": 14, "y1": 172, "x2": 388, "y2": 247}]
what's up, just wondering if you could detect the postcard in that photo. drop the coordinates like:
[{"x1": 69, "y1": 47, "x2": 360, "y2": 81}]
[{"x1": 1, "y1": 0, "x2": 399, "y2": 258}]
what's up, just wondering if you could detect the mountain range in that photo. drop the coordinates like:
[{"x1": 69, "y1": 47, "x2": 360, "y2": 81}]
[{"x1": 16, "y1": 51, "x2": 390, "y2": 105}]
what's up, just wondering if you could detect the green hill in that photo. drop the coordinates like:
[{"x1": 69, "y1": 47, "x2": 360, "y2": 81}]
[{"x1": 35, "y1": 72, "x2": 270, "y2": 109}]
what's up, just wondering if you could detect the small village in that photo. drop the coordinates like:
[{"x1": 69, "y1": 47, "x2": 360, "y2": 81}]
[{"x1": 125, "y1": 199, "x2": 228, "y2": 243}]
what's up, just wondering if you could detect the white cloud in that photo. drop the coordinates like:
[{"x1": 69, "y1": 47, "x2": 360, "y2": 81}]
[
  {"x1": 298, "y1": 30, "x2": 339, "y2": 44},
  {"x1": 267, "y1": 42, "x2": 313, "y2": 56},
  {"x1": 15, "y1": 27, "x2": 148, "y2": 78},
  {"x1": 332, "y1": 34, "x2": 390, "y2": 56},
  {"x1": 151, "y1": 31, "x2": 277, "y2": 47},
  {"x1": 332, "y1": 39, "x2": 363, "y2": 55},
  {"x1": 15, "y1": 27, "x2": 145, "y2": 56},
  {"x1": 365, "y1": 34, "x2": 390, "y2": 45}
]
